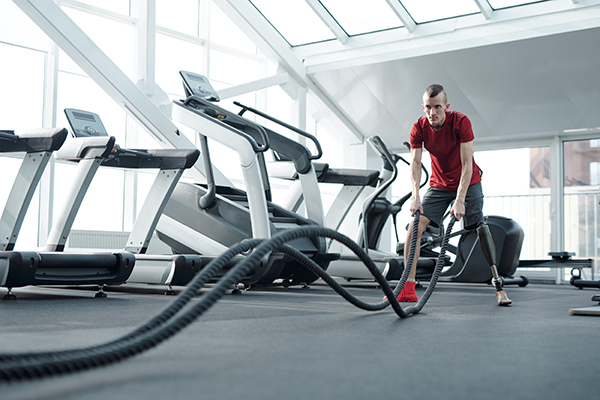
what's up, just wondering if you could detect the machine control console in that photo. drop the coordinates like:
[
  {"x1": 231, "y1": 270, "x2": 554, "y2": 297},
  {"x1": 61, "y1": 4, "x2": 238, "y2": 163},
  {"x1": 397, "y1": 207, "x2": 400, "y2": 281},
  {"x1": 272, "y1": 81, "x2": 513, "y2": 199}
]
[
  {"x1": 64, "y1": 108, "x2": 109, "y2": 138},
  {"x1": 179, "y1": 71, "x2": 247, "y2": 130},
  {"x1": 180, "y1": 70, "x2": 220, "y2": 102}
]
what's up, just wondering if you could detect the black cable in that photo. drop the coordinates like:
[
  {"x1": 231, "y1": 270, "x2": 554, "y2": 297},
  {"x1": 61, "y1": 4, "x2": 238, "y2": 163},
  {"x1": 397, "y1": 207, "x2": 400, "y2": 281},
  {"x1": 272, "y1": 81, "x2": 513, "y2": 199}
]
[{"x1": 0, "y1": 213, "x2": 454, "y2": 382}]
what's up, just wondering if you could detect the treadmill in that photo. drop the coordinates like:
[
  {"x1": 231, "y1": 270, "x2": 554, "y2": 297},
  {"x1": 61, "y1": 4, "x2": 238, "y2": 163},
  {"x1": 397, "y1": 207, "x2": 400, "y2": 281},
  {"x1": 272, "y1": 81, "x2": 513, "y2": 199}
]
[
  {"x1": 232, "y1": 101, "x2": 381, "y2": 238},
  {"x1": 45, "y1": 109, "x2": 206, "y2": 293},
  {"x1": 157, "y1": 71, "x2": 338, "y2": 287},
  {"x1": 224, "y1": 102, "x2": 411, "y2": 281},
  {"x1": 0, "y1": 128, "x2": 134, "y2": 300}
]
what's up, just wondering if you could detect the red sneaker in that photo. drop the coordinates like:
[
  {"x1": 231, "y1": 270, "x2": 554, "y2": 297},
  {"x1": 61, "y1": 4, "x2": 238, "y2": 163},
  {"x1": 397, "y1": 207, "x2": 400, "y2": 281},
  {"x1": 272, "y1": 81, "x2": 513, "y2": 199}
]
[
  {"x1": 384, "y1": 281, "x2": 418, "y2": 302},
  {"x1": 397, "y1": 281, "x2": 418, "y2": 302}
]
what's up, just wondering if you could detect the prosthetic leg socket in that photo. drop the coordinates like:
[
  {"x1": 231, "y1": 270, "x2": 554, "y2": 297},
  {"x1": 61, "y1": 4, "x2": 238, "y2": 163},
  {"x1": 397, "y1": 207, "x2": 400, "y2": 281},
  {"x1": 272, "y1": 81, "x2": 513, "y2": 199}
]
[{"x1": 477, "y1": 224, "x2": 512, "y2": 306}]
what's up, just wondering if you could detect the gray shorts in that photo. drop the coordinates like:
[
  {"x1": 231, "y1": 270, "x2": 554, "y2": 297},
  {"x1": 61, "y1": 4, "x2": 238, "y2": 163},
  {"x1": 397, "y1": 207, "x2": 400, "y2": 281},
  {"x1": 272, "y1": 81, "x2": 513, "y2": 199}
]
[{"x1": 421, "y1": 182, "x2": 484, "y2": 230}]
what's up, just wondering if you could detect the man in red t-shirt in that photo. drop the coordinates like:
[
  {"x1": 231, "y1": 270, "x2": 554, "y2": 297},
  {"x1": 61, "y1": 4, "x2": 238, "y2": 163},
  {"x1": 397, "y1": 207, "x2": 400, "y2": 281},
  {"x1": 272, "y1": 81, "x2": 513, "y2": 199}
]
[{"x1": 397, "y1": 84, "x2": 484, "y2": 302}]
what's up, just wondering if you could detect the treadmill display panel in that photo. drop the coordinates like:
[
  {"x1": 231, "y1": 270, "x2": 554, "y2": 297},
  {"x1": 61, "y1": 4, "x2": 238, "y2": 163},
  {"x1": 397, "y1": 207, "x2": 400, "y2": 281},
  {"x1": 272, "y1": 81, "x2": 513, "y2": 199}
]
[{"x1": 64, "y1": 108, "x2": 109, "y2": 138}]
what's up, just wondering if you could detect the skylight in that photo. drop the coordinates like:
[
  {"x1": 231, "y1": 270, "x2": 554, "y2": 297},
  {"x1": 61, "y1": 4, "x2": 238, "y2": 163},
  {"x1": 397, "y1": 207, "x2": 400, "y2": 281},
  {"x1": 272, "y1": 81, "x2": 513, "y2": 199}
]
[
  {"x1": 400, "y1": 0, "x2": 481, "y2": 23},
  {"x1": 318, "y1": 0, "x2": 403, "y2": 36},
  {"x1": 488, "y1": 0, "x2": 549, "y2": 10},
  {"x1": 249, "y1": 0, "x2": 555, "y2": 47},
  {"x1": 249, "y1": 0, "x2": 335, "y2": 46}
]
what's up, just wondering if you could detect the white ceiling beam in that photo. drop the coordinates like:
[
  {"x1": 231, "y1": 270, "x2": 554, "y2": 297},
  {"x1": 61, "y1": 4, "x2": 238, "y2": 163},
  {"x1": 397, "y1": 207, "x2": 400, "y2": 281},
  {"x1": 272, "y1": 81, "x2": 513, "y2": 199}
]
[
  {"x1": 473, "y1": 0, "x2": 493, "y2": 19},
  {"x1": 384, "y1": 0, "x2": 416, "y2": 33},
  {"x1": 303, "y1": 1, "x2": 600, "y2": 74},
  {"x1": 217, "y1": 73, "x2": 289, "y2": 100},
  {"x1": 304, "y1": 0, "x2": 348, "y2": 44},
  {"x1": 214, "y1": 0, "x2": 364, "y2": 143}
]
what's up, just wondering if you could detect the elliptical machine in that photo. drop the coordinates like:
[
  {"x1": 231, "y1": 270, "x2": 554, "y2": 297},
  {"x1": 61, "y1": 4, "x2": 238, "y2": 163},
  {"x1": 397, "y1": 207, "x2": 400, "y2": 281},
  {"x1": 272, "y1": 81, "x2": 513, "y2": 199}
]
[{"x1": 395, "y1": 203, "x2": 529, "y2": 287}]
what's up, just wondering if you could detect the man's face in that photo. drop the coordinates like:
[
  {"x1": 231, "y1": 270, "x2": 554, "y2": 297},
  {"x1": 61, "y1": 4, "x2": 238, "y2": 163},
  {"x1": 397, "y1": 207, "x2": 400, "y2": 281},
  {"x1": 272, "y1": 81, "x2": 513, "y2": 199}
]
[{"x1": 422, "y1": 93, "x2": 449, "y2": 130}]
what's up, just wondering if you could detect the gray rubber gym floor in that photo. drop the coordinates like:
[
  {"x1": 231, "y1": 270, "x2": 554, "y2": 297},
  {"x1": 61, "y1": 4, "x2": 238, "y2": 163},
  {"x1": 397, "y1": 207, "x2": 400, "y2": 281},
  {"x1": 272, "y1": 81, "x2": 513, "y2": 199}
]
[{"x1": 0, "y1": 280, "x2": 598, "y2": 400}]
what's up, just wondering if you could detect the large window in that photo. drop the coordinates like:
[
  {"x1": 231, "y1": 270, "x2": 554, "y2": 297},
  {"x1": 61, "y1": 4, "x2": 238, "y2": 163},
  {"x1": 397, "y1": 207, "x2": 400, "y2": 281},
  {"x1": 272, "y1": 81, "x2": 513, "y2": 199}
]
[
  {"x1": 156, "y1": 33, "x2": 204, "y2": 96},
  {"x1": 0, "y1": 0, "x2": 294, "y2": 245},
  {"x1": 0, "y1": 0, "x2": 49, "y2": 50},
  {"x1": 563, "y1": 139, "x2": 600, "y2": 273},
  {"x1": 75, "y1": 0, "x2": 131, "y2": 16},
  {"x1": 157, "y1": 0, "x2": 200, "y2": 36},
  {"x1": 0, "y1": 43, "x2": 46, "y2": 129},
  {"x1": 0, "y1": 41, "x2": 47, "y2": 250},
  {"x1": 563, "y1": 140, "x2": 600, "y2": 187}
]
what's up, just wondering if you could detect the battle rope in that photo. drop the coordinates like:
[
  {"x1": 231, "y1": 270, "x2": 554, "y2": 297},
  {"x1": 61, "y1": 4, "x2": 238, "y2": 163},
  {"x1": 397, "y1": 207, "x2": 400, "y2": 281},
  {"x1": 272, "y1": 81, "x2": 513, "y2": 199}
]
[{"x1": 0, "y1": 212, "x2": 454, "y2": 382}]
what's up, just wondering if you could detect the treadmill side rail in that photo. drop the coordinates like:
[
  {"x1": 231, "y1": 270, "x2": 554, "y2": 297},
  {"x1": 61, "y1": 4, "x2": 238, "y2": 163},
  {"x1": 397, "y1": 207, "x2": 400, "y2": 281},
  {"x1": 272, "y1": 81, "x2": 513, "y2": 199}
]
[{"x1": 0, "y1": 251, "x2": 135, "y2": 287}]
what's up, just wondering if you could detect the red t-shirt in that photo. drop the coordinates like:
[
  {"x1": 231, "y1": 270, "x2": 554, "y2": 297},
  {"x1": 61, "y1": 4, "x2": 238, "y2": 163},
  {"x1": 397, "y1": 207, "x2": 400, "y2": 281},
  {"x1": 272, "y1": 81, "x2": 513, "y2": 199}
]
[{"x1": 410, "y1": 111, "x2": 482, "y2": 191}]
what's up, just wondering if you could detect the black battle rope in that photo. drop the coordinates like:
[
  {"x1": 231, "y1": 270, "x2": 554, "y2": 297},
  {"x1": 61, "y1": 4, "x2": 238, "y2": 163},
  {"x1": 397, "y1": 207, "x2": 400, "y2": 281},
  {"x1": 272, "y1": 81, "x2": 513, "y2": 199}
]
[
  {"x1": 0, "y1": 212, "x2": 454, "y2": 382},
  {"x1": 0, "y1": 238, "x2": 264, "y2": 364}
]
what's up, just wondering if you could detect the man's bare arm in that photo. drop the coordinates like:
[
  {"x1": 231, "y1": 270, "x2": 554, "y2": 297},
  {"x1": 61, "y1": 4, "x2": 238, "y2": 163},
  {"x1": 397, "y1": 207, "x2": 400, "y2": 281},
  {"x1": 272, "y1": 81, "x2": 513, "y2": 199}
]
[
  {"x1": 451, "y1": 141, "x2": 474, "y2": 220},
  {"x1": 410, "y1": 147, "x2": 424, "y2": 215}
]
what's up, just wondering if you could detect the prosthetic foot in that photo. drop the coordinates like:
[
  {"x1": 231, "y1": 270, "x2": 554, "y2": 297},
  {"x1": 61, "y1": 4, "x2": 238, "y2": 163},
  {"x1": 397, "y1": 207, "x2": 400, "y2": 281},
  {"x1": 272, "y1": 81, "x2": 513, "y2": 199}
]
[{"x1": 477, "y1": 224, "x2": 512, "y2": 306}]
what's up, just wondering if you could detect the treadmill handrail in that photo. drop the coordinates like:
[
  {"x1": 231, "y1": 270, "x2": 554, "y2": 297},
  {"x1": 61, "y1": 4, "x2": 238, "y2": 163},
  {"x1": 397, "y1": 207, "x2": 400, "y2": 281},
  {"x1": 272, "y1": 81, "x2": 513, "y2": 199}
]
[
  {"x1": 233, "y1": 101, "x2": 323, "y2": 160},
  {"x1": 102, "y1": 148, "x2": 200, "y2": 169},
  {"x1": 0, "y1": 131, "x2": 18, "y2": 142},
  {"x1": 55, "y1": 135, "x2": 116, "y2": 161},
  {"x1": 0, "y1": 128, "x2": 68, "y2": 153},
  {"x1": 182, "y1": 96, "x2": 270, "y2": 153}
]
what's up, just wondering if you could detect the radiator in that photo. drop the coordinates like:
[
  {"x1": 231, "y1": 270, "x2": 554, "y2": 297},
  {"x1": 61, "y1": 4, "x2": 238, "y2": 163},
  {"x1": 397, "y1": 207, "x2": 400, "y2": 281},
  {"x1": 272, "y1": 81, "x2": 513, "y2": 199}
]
[{"x1": 67, "y1": 230, "x2": 172, "y2": 255}]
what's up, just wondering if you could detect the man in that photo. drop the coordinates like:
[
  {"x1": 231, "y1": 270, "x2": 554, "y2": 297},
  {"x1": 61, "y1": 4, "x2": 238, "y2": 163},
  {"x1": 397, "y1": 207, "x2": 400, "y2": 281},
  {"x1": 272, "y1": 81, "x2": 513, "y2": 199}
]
[{"x1": 396, "y1": 84, "x2": 484, "y2": 302}]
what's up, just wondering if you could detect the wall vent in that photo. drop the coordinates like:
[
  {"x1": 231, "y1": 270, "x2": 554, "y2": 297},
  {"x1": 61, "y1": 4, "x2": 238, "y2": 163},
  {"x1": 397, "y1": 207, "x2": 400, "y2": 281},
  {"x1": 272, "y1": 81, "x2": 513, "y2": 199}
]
[{"x1": 67, "y1": 230, "x2": 172, "y2": 255}]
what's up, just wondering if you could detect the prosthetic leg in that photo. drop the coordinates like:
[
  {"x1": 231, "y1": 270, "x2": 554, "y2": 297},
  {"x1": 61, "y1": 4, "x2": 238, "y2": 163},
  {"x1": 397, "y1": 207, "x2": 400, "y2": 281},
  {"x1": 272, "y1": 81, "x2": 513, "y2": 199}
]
[{"x1": 477, "y1": 224, "x2": 512, "y2": 306}]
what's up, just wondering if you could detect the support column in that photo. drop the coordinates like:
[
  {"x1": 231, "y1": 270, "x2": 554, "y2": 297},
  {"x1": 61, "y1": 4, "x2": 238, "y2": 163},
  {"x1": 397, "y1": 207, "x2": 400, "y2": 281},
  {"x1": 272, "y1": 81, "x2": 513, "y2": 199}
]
[
  {"x1": 136, "y1": 0, "x2": 156, "y2": 96},
  {"x1": 550, "y1": 136, "x2": 565, "y2": 284},
  {"x1": 38, "y1": 38, "x2": 60, "y2": 247},
  {"x1": 200, "y1": 0, "x2": 211, "y2": 79},
  {"x1": 292, "y1": 86, "x2": 308, "y2": 133}
]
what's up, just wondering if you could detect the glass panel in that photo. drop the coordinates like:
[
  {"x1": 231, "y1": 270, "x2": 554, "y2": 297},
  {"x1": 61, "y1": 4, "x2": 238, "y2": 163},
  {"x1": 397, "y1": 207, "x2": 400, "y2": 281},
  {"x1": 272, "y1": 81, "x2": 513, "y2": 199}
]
[
  {"x1": 14, "y1": 183, "x2": 40, "y2": 250},
  {"x1": 400, "y1": 0, "x2": 480, "y2": 23},
  {"x1": 156, "y1": 0, "x2": 199, "y2": 36},
  {"x1": 136, "y1": 170, "x2": 157, "y2": 219},
  {"x1": 210, "y1": 2, "x2": 257, "y2": 52},
  {"x1": 564, "y1": 191, "x2": 600, "y2": 279},
  {"x1": 0, "y1": 157, "x2": 27, "y2": 225},
  {"x1": 475, "y1": 147, "x2": 551, "y2": 261},
  {"x1": 209, "y1": 49, "x2": 263, "y2": 86},
  {"x1": 530, "y1": 147, "x2": 551, "y2": 188},
  {"x1": 0, "y1": 0, "x2": 49, "y2": 50},
  {"x1": 478, "y1": 148, "x2": 531, "y2": 196},
  {"x1": 0, "y1": 43, "x2": 45, "y2": 129},
  {"x1": 58, "y1": 51, "x2": 87, "y2": 76},
  {"x1": 487, "y1": 0, "x2": 548, "y2": 10},
  {"x1": 589, "y1": 162, "x2": 600, "y2": 186},
  {"x1": 56, "y1": 72, "x2": 127, "y2": 143},
  {"x1": 62, "y1": 6, "x2": 136, "y2": 80},
  {"x1": 564, "y1": 140, "x2": 600, "y2": 187},
  {"x1": 53, "y1": 163, "x2": 125, "y2": 232},
  {"x1": 0, "y1": 151, "x2": 39, "y2": 249},
  {"x1": 155, "y1": 33, "x2": 204, "y2": 96},
  {"x1": 249, "y1": 0, "x2": 335, "y2": 46},
  {"x1": 563, "y1": 139, "x2": 600, "y2": 277},
  {"x1": 75, "y1": 0, "x2": 131, "y2": 16},
  {"x1": 319, "y1": 0, "x2": 402, "y2": 36},
  {"x1": 125, "y1": 114, "x2": 162, "y2": 151}
]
